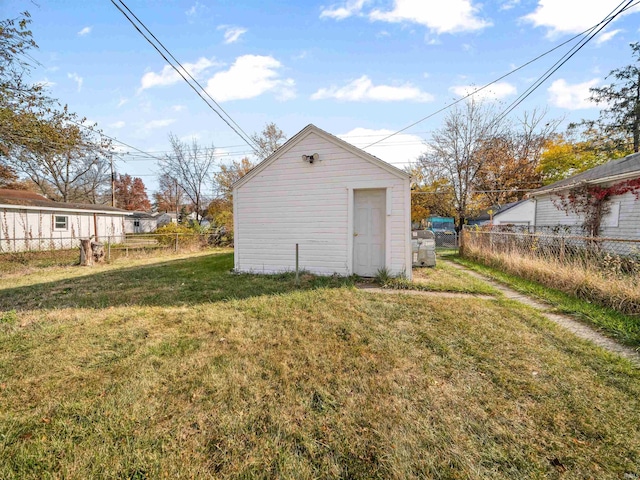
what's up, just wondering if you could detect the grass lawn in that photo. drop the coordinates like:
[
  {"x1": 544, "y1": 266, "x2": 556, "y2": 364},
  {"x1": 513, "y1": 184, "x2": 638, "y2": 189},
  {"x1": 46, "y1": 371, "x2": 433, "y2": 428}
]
[
  {"x1": 398, "y1": 262, "x2": 499, "y2": 295},
  {"x1": 0, "y1": 251, "x2": 639, "y2": 479},
  {"x1": 453, "y1": 255, "x2": 640, "y2": 349}
]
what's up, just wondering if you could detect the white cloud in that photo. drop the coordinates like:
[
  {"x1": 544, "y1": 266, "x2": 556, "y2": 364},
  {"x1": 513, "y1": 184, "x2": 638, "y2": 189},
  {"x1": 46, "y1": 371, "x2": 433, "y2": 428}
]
[
  {"x1": 311, "y1": 75, "x2": 433, "y2": 102},
  {"x1": 320, "y1": 0, "x2": 368, "y2": 20},
  {"x1": 140, "y1": 57, "x2": 217, "y2": 91},
  {"x1": 218, "y1": 25, "x2": 248, "y2": 44},
  {"x1": 117, "y1": 97, "x2": 128, "y2": 108},
  {"x1": 321, "y1": 0, "x2": 491, "y2": 34},
  {"x1": 370, "y1": 0, "x2": 491, "y2": 34},
  {"x1": 292, "y1": 50, "x2": 309, "y2": 60},
  {"x1": 109, "y1": 121, "x2": 126, "y2": 129},
  {"x1": 77, "y1": 26, "x2": 92, "y2": 36},
  {"x1": 172, "y1": 105, "x2": 186, "y2": 112},
  {"x1": 35, "y1": 78, "x2": 56, "y2": 88},
  {"x1": 449, "y1": 82, "x2": 517, "y2": 100},
  {"x1": 499, "y1": 0, "x2": 520, "y2": 11},
  {"x1": 142, "y1": 119, "x2": 176, "y2": 131},
  {"x1": 339, "y1": 128, "x2": 426, "y2": 167},
  {"x1": 186, "y1": 2, "x2": 205, "y2": 17},
  {"x1": 595, "y1": 29, "x2": 622, "y2": 45},
  {"x1": 67, "y1": 72, "x2": 83, "y2": 92},
  {"x1": 522, "y1": 0, "x2": 640, "y2": 37},
  {"x1": 205, "y1": 55, "x2": 295, "y2": 102},
  {"x1": 547, "y1": 78, "x2": 599, "y2": 110}
]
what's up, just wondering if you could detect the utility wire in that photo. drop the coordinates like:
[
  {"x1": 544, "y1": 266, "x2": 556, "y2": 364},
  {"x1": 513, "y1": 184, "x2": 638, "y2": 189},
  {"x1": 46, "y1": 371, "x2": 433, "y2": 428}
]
[
  {"x1": 494, "y1": 0, "x2": 635, "y2": 123},
  {"x1": 364, "y1": 0, "x2": 640, "y2": 149},
  {"x1": 110, "y1": 0, "x2": 258, "y2": 152},
  {"x1": 113, "y1": 0, "x2": 258, "y2": 151}
]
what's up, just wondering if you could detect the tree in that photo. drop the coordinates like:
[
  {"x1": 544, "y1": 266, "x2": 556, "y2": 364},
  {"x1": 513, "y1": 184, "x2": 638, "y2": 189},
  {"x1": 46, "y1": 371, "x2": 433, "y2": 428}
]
[
  {"x1": 214, "y1": 157, "x2": 254, "y2": 200},
  {"x1": 538, "y1": 125, "x2": 630, "y2": 185},
  {"x1": 250, "y1": 122, "x2": 287, "y2": 161},
  {"x1": 474, "y1": 109, "x2": 558, "y2": 206},
  {"x1": 208, "y1": 157, "x2": 255, "y2": 231},
  {"x1": 418, "y1": 98, "x2": 506, "y2": 229},
  {"x1": 114, "y1": 174, "x2": 151, "y2": 211},
  {"x1": 7, "y1": 114, "x2": 113, "y2": 203},
  {"x1": 581, "y1": 42, "x2": 640, "y2": 153},
  {"x1": 0, "y1": 12, "x2": 113, "y2": 202},
  {"x1": 0, "y1": 13, "x2": 76, "y2": 159},
  {"x1": 161, "y1": 134, "x2": 216, "y2": 223},
  {"x1": 407, "y1": 165, "x2": 456, "y2": 224},
  {"x1": 153, "y1": 173, "x2": 184, "y2": 213}
]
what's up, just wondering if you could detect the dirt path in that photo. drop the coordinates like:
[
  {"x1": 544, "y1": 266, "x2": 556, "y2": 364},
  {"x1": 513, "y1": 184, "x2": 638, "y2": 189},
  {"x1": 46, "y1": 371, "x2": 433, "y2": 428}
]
[{"x1": 444, "y1": 260, "x2": 640, "y2": 366}]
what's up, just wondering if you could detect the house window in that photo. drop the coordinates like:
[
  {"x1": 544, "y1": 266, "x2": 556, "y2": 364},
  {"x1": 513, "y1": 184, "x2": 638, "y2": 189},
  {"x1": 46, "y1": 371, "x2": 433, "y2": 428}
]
[
  {"x1": 54, "y1": 215, "x2": 68, "y2": 230},
  {"x1": 134, "y1": 219, "x2": 140, "y2": 227},
  {"x1": 603, "y1": 201, "x2": 621, "y2": 228}
]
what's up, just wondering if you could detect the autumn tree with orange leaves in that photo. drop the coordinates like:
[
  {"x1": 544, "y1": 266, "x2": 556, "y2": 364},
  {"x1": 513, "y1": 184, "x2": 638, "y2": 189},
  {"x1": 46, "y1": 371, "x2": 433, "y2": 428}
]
[{"x1": 114, "y1": 174, "x2": 151, "y2": 211}]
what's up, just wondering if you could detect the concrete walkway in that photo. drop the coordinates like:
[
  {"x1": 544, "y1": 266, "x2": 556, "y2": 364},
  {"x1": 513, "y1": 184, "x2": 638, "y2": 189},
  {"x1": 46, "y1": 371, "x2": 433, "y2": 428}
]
[{"x1": 445, "y1": 260, "x2": 640, "y2": 366}]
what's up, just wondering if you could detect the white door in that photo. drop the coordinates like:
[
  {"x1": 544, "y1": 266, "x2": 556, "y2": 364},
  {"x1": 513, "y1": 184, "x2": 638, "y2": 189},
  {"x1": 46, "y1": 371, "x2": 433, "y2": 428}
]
[{"x1": 353, "y1": 189, "x2": 386, "y2": 276}]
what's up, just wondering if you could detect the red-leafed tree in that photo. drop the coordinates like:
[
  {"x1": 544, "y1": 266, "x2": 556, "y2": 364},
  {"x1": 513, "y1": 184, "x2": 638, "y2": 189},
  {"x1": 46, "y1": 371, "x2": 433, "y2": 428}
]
[{"x1": 114, "y1": 174, "x2": 151, "y2": 211}]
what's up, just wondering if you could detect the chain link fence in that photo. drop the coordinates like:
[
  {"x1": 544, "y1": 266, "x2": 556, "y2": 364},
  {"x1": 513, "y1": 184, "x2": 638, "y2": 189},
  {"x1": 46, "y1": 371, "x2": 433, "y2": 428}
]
[
  {"x1": 0, "y1": 233, "x2": 231, "y2": 265},
  {"x1": 463, "y1": 225, "x2": 640, "y2": 271},
  {"x1": 433, "y1": 231, "x2": 459, "y2": 249}
]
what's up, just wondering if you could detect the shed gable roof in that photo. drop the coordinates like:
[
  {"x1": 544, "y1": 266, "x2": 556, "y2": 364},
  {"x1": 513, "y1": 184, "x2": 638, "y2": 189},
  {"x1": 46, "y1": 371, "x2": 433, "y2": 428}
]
[
  {"x1": 531, "y1": 152, "x2": 640, "y2": 196},
  {"x1": 233, "y1": 124, "x2": 410, "y2": 190}
]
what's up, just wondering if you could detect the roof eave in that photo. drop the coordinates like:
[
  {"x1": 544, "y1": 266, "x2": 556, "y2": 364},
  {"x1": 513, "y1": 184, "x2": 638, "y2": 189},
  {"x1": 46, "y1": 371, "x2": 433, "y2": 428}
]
[
  {"x1": 0, "y1": 203, "x2": 133, "y2": 215},
  {"x1": 530, "y1": 170, "x2": 640, "y2": 197}
]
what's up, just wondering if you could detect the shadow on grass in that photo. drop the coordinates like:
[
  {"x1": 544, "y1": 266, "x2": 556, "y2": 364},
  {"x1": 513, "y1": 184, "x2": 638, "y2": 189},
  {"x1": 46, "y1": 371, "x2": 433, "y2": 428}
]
[{"x1": 0, "y1": 252, "x2": 356, "y2": 311}]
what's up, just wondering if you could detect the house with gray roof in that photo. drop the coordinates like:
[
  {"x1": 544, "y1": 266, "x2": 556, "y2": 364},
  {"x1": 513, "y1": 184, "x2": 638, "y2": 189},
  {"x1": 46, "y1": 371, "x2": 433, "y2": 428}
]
[
  {"x1": 0, "y1": 189, "x2": 130, "y2": 252},
  {"x1": 469, "y1": 199, "x2": 536, "y2": 227},
  {"x1": 529, "y1": 152, "x2": 640, "y2": 238}
]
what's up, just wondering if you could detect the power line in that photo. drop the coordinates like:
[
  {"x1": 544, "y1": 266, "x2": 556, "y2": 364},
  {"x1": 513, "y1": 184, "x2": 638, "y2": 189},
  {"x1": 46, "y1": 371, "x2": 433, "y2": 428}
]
[
  {"x1": 411, "y1": 189, "x2": 536, "y2": 194},
  {"x1": 364, "y1": 0, "x2": 640, "y2": 149},
  {"x1": 494, "y1": 0, "x2": 635, "y2": 123},
  {"x1": 110, "y1": 0, "x2": 258, "y2": 152},
  {"x1": 113, "y1": 0, "x2": 258, "y2": 152}
]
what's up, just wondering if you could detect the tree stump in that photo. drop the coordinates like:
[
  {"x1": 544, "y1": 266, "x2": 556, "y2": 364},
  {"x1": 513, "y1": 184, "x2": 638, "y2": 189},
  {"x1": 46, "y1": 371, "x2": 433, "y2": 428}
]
[
  {"x1": 80, "y1": 239, "x2": 94, "y2": 266},
  {"x1": 91, "y1": 241, "x2": 105, "y2": 263}
]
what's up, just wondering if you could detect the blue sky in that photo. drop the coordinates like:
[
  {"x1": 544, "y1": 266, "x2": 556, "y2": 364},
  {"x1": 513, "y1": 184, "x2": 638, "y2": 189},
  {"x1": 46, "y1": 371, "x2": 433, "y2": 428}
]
[{"x1": 3, "y1": 0, "x2": 639, "y2": 193}]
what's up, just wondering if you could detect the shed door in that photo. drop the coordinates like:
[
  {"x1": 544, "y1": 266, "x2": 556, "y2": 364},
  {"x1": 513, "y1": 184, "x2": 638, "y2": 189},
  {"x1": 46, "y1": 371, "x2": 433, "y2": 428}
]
[{"x1": 353, "y1": 189, "x2": 385, "y2": 277}]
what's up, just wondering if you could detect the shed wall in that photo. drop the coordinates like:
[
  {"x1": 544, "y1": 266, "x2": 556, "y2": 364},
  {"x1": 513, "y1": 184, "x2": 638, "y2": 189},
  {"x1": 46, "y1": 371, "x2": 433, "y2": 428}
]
[{"x1": 234, "y1": 131, "x2": 410, "y2": 277}]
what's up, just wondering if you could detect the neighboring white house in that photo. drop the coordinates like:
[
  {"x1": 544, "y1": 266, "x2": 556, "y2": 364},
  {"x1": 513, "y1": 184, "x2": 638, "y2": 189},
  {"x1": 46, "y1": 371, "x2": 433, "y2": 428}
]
[
  {"x1": 125, "y1": 211, "x2": 159, "y2": 234},
  {"x1": 0, "y1": 189, "x2": 130, "y2": 252},
  {"x1": 470, "y1": 200, "x2": 536, "y2": 227},
  {"x1": 492, "y1": 200, "x2": 536, "y2": 226},
  {"x1": 529, "y1": 152, "x2": 640, "y2": 239},
  {"x1": 232, "y1": 124, "x2": 412, "y2": 278}
]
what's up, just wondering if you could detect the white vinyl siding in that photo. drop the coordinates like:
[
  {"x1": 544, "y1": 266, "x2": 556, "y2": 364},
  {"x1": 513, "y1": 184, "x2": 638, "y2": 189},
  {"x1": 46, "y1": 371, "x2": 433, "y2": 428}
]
[
  {"x1": 492, "y1": 200, "x2": 535, "y2": 226},
  {"x1": 534, "y1": 187, "x2": 639, "y2": 239},
  {"x1": 0, "y1": 208, "x2": 127, "y2": 252},
  {"x1": 234, "y1": 129, "x2": 411, "y2": 277}
]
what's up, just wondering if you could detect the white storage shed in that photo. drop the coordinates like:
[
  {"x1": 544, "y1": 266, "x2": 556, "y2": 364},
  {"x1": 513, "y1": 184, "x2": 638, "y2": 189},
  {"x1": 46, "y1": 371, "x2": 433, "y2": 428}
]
[{"x1": 232, "y1": 124, "x2": 412, "y2": 278}]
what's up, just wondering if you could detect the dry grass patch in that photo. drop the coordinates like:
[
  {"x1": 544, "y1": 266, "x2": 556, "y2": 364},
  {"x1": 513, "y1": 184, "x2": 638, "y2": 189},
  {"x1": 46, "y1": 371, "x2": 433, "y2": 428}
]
[
  {"x1": 463, "y1": 245, "x2": 640, "y2": 316},
  {"x1": 0, "y1": 252, "x2": 639, "y2": 479},
  {"x1": 409, "y1": 262, "x2": 499, "y2": 295}
]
